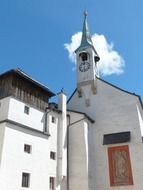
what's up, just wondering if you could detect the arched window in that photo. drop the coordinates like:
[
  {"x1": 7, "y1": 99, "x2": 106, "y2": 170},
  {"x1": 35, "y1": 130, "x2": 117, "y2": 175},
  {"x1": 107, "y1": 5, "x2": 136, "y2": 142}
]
[{"x1": 79, "y1": 52, "x2": 89, "y2": 61}]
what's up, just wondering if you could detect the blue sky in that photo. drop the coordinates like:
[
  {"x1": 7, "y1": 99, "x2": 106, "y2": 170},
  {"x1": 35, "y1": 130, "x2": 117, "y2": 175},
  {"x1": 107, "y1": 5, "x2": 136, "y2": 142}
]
[{"x1": 0, "y1": 0, "x2": 142, "y2": 100}]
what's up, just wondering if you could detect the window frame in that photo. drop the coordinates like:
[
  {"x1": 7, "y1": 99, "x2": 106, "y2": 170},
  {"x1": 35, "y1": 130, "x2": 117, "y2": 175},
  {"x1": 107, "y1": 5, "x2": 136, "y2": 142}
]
[
  {"x1": 50, "y1": 151, "x2": 56, "y2": 160},
  {"x1": 24, "y1": 105, "x2": 30, "y2": 115},
  {"x1": 51, "y1": 116, "x2": 56, "y2": 124},
  {"x1": 49, "y1": 177, "x2": 55, "y2": 190},
  {"x1": 22, "y1": 172, "x2": 30, "y2": 188},
  {"x1": 79, "y1": 52, "x2": 89, "y2": 61},
  {"x1": 24, "y1": 144, "x2": 32, "y2": 154}
]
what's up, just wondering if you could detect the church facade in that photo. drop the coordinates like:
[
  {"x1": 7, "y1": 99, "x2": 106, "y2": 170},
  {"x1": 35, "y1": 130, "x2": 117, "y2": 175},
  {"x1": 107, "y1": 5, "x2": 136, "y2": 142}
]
[
  {"x1": 0, "y1": 13, "x2": 143, "y2": 190},
  {"x1": 68, "y1": 12, "x2": 143, "y2": 190}
]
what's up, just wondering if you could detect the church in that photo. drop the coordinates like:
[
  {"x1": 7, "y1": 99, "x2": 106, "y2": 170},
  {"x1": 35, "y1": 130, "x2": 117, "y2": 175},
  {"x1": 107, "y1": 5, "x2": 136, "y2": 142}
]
[{"x1": 0, "y1": 13, "x2": 143, "y2": 190}]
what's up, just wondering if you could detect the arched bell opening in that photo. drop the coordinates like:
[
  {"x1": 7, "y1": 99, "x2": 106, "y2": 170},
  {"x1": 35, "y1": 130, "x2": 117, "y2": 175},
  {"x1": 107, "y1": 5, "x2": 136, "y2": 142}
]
[{"x1": 79, "y1": 52, "x2": 90, "y2": 62}]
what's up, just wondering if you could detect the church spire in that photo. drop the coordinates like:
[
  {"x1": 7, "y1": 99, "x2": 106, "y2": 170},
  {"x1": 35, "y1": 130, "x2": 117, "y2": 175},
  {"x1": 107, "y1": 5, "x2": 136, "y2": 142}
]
[
  {"x1": 75, "y1": 11, "x2": 100, "y2": 103},
  {"x1": 75, "y1": 11, "x2": 100, "y2": 62},
  {"x1": 80, "y1": 11, "x2": 93, "y2": 48}
]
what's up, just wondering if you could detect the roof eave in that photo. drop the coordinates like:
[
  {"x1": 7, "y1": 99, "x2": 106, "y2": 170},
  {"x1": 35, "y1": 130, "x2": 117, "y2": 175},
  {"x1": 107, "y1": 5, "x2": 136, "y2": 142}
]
[{"x1": 0, "y1": 68, "x2": 55, "y2": 97}]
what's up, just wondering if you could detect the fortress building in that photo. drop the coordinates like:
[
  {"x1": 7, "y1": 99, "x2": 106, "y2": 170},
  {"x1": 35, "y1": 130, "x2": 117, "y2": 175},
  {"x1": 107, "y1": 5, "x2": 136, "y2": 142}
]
[{"x1": 0, "y1": 13, "x2": 143, "y2": 190}]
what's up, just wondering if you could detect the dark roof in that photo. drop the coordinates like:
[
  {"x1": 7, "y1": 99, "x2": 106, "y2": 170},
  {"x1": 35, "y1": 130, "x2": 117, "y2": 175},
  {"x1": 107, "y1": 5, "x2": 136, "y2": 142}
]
[
  {"x1": 0, "y1": 119, "x2": 50, "y2": 137},
  {"x1": 46, "y1": 103, "x2": 95, "y2": 123},
  {"x1": 67, "y1": 77, "x2": 143, "y2": 110},
  {"x1": 0, "y1": 68, "x2": 55, "y2": 97},
  {"x1": 99, "y1": 77, "x2": 143, "y2": 109},
  {"x1": 67, "y1": 109, "x2": 95, "y2": 123}
]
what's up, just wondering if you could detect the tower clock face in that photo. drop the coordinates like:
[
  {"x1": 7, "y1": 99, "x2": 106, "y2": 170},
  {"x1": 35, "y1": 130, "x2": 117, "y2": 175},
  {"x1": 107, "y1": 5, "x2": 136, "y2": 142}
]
[{"x1": 79, "y1": 62, "x2": 90, "y2": 72}]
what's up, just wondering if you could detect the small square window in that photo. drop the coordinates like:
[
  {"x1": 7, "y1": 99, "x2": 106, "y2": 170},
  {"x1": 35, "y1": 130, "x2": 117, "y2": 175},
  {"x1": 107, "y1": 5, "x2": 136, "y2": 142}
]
[
  {"x1": 24, "y1": 106, "x2": 30, "y2": 115},
  {"x1": 24, "y1": 144, "x2": 32, "y2": 154},
  {"x1": 22, "y1": 172, "x2": 30, "y2": 188},
  {"x1": 51, "y1": 116, "x2": 56, "y2": 123},
  {"x1": 50, "y1": 151, "x2": 56, "y2": 160},
  {"x1": 49, "y1": 177, "x2": 55, "y2": 190}
]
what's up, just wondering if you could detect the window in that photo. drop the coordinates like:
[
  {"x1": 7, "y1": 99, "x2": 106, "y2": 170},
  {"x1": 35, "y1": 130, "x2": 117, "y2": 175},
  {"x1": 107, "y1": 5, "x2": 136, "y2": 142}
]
[
  {"x1": 108, "y1": 145, "x2": 133, "y2": 186},
  {"x1": 50, "y1": 151, "x2": 56, "y2": 160},
  {"x1": 24, "y1": 106, "x2": 30, "y2": 115},
  {"x1": 22, "y1": 173, "x2": 30, "y2": 188},
  {"x1": 49, "y1": 177, "x2": 55, "y2": 190},
  {"x1": 24, "y1": 144, "x2": 32, "y2": 154},
  {"x1": 79, "y1": 52, "x2": 88, "y2": 61},
  {"x1": 51, "y1": 116, "x2": 56, "y2": 123}
]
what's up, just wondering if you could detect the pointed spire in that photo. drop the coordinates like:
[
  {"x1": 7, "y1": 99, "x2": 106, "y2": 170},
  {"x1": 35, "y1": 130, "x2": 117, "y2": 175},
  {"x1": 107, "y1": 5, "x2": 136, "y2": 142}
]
[
  {"x1": 75, "y1": 11, "x2": 100, "y2": 62},
  {"x1": 80, "y1": 10, "x2": 93, "y2": 47}
]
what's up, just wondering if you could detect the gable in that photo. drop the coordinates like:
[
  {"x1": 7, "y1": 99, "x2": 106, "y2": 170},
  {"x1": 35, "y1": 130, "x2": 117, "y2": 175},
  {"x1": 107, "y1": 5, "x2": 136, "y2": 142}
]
[{"x1": 68, "y1": 77, "x2": 142, "y2": 111}]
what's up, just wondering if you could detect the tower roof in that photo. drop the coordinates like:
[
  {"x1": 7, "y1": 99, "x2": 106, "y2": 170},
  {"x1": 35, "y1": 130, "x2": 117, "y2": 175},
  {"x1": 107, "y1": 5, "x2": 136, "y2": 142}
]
[
  {"x1": 75, "y1": 11, "x2": 100, "y2": 61},
  {"x1": 80, "y1": 11, "x2": 93, "y2": 48}
]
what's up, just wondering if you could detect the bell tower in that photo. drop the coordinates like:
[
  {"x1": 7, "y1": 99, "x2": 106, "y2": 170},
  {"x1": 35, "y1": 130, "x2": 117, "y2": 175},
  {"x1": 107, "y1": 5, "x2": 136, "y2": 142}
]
[{"x1": 75, "y1": 11, "x2": 100, "y2": 106}]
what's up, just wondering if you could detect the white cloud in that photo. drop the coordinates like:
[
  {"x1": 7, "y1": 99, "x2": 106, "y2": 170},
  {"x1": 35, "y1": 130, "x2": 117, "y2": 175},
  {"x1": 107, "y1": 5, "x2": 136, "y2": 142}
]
[{"x1": 64, "y1": 32, "x2": 125, "y2": 76}]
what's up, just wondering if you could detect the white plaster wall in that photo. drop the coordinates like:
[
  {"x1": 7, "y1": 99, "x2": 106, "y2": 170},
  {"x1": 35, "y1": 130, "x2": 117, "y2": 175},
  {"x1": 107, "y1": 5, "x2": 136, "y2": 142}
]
[
  {"x1": 48, "y1": 113, "x2": 58, "y2": 176},
  {"x1": 0, "y1": 120, "x2": 58, "y2": 190},
  {"x1": 137, "y1": 103, "x2": 143, "y2": 136},
  {"x1": 0, "y1": 97, "x2": 10, "y2": 121},
  {"x1": 68, "y1": 79, "x2": 143, "y2": 190},
  {"x1": 8, "y1": 97, "x2": 45, "y2": 131},
  {"x1": 68, "y1": 112, "x2": 89, "y2": 190},
  {"x1": 76, "y1": 48, "x2": 96, "y2": 84},
  {"x1": 56, "y1": 92, "x2": 67, "y2": 190},
  {"x1": 0, "y1": 123, "x2": 5, "y2": 167},
  {"x1": 59, "y1": 93, "x2": 67, "y2": 177}
]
